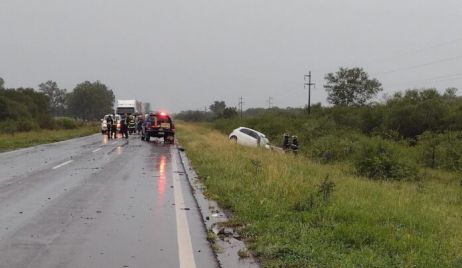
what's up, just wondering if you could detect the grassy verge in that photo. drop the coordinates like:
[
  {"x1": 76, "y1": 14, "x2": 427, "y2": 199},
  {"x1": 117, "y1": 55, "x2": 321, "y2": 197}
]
[
  {"x1": 0, "y1": 125, "x2": 98, "y2": 152},
  {"x1": 177, "y1": 122, "x2": 462, "y2": 268}
]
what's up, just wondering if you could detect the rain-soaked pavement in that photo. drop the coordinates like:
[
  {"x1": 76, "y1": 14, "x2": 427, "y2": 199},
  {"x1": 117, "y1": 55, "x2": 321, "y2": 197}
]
[{"x1": 0, "y1": 134, "x2": 218, "y2": 268}]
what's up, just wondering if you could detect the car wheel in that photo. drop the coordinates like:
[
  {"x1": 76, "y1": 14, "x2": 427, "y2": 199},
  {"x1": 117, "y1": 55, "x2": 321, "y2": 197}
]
[
  {"x1": 146, "y1": 136, "x2": 150, "y2": 142},
  {"x1": 230, "y1": 136, "x2": 237, "y2": 143}
]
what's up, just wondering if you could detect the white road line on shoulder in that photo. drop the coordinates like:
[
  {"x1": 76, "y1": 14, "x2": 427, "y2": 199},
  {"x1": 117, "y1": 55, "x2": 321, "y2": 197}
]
[
  {"x1": 171, "y1": 149, "x2": 197, "y2": 268},
  {"x1": 92, "y1": 148, "x2": 102, "y2": 153},
  {"x1": 52, "y1": 160, "x2": 73, "y2": 170}
]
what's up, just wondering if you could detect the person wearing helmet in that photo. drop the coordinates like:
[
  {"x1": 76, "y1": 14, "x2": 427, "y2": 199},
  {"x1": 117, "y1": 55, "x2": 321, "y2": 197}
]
[{"x1": 291, "y1": 135, "x2": 299, "y2": 155}]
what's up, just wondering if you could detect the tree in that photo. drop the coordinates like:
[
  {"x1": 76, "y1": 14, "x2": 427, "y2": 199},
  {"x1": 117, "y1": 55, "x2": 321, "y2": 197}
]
[
  {"x1": 324, "y1": 67, "x2": 382, "y2": 106},
  {"x1": 38, "y1": 80, "x2": 67, "y2": 116},
  {"x1": 222, "y1": 107, "x2": 238, "y2": 118},
  {"x1": 67, "y1": 81, "x2": 114, "y2": 120},
  {"x1": 0, "y1": 77, "x2": 4, "y2": 89},
  {"x1": 444, "y1": 87, "x2": 458, "y2": 98},
  {"x1": 209, "y1": 101, "x2": 226, "y2": 117}
]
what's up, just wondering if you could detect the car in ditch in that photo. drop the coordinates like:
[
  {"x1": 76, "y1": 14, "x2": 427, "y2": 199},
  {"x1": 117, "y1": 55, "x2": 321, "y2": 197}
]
[
  {"x1": 141, "y1": 112, "x2": 175, "y2": 143},
  {"x1": 228, "y1": 127, "x2": 270, "y2": 148}
]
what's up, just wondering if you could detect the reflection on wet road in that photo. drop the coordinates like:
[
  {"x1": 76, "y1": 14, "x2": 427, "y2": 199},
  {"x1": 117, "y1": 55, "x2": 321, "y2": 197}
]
[{"x1": 157, "y1": 155, "x2": 167, "y2": 208}]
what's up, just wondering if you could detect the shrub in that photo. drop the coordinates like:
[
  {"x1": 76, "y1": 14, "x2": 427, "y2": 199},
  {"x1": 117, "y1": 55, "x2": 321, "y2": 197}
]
[
  {"x1": 418, "y1": 131, "x2": 462, "y2": 171},
  {"x1": 54, "y1": 117, "x2": 78, "y2": 129},
  {"x1": 355, "y1": 138, "x2": 418, "y2": 180},
  {"x1": 0, "y1": 119, "x2": 18, "y2": 134},
  {"x1": 16, "y1": 120, "x2": 38, "y2": 132},
  {"x1": 309, "y1": 135, "x2": 357, "y2": 163}
]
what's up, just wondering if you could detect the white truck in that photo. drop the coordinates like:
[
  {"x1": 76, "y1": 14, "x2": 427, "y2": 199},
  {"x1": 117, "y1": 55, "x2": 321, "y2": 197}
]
[{"x1": 116, "y1": 100, "x2": 143, "y2": 116}]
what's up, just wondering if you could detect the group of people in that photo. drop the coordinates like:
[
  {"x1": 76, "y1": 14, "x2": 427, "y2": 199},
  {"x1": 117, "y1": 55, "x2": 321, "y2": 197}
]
[
  {"x1": 282, "y1": 133, "x2": 299, "y2": 154},
  {"x1": 106, "y1": 114, "x2": 144, "y2": 139}
]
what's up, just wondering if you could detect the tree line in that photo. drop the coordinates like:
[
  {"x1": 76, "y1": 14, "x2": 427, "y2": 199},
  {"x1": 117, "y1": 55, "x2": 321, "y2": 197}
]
[
  {"x1": 0, "y1": 77, "x2": 114, "y2": 133},
  {"x1": 176, "y1": 67, "x2": 462, "y2": 179}
]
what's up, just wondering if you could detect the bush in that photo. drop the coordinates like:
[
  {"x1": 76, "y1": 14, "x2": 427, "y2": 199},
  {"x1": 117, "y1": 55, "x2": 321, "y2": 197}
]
[
  {"x1": 0, "y1": 119, "x2": 18, "y2": 134},
  {"x1": 309, "y1": 135, "x2": 357, "y2": 163},
  {"x1": 418, "y1": 131, "x2": 462, "y2": 171},
  {"x1": 54, "y1": 117, "x2": 78, "y2": 129},
  {"x1": 354, "y1": 138, "x2": 418, "y2": 180},
  {"x1": 16, "y1": 120, "x2": 39, "y2": 132}
]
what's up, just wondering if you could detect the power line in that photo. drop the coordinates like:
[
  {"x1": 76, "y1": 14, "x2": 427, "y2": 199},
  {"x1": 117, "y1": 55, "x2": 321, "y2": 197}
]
[
  {"x1": 386, "y1": 72, "x2": 462, "y2": 88},
  {"x1": 372, "y1": 54, "x2": 462, "y2": 76}
]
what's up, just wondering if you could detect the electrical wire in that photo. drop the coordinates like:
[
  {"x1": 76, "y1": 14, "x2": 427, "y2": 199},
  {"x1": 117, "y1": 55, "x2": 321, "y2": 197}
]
[
  {"x1": 385, "y1": 73, "x2": 462, "y2": 88},
  {"x1": 372, "y1": 54, "x2": 462, "y2": 76}
]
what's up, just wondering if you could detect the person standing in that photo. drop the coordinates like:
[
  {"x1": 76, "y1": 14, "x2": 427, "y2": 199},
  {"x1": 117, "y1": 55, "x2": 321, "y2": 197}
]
[
  {"x1": 111, "y1": 115, "x2": 118, "y2": 139},
  {"x1": 106, "y1": 115, "x2": 114, "y2": 139},
  {"x1": 121, "y1": 114, "x2": 129, "y2": 139}
]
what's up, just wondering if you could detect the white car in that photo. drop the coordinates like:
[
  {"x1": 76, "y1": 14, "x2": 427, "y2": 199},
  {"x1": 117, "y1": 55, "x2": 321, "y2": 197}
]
[
  {"x1": 101, "y1": 114, "x2": 121, "y2": 134},
  {"x1": 229, "y1": 127, "x2": 270, "y2": 148},
  {"x1": 101, "y1": 114, "x2": 110, "y2": 134}
]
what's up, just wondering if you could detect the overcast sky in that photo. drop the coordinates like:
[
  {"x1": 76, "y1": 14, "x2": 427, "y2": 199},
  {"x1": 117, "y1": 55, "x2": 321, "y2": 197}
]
[{"x1": 1, "y1": 0, "x2": 462, "y2": 112}]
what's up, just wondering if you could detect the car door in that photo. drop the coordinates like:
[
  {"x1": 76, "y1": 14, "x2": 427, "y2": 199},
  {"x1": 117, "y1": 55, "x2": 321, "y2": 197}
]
[{"x1": 239, "y1": 128, "x2": 258, "y2": 147}]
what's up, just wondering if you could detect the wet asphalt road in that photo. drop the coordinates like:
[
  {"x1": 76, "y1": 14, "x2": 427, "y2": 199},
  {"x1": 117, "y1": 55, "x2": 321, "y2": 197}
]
[{"x1": 0, "y1": 134, "x2": 218, "y2": 268}]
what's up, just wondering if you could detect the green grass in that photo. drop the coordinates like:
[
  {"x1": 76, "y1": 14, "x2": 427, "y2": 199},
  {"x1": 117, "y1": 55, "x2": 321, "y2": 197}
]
[
  {"x1": 0, "y1": 125, "x2": 99, "y2": 152},
  {"x1": 177, "y1": 123, "x2": 462, "y2": 268}
]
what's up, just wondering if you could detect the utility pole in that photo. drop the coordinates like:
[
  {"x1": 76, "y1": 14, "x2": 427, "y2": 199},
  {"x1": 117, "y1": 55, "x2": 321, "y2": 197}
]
[
  {"x1": 304, "y1": 71, "x2": 315, "y2": 115},
  {"x1": 204, "y1": 106, "x2": 207, "y2": 113},
  {"x1": 238, "y1": 96, "x2": 244, "y2": 119},
  {"x1": 267, "y1": 96, "x2": 273, "y2": 109}
]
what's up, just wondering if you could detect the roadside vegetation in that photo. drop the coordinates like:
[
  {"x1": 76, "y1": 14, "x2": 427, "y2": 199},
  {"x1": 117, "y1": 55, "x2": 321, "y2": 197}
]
[
  {"x1": 176, "y1": 67, "x2": 462, "y2": 267},
  {"x1": 178, "y1": 123, "x2": 462, "y2": 267},
  {"x1": 0, "y1": 77, "x2": 113, "y2": 150},
  {"x1": 0, "y1": 123, "x2": 99, "y2": 152}
]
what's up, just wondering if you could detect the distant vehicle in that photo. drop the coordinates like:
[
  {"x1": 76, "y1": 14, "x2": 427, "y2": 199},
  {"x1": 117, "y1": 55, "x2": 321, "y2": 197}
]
[
  {"x1": 141, "y1": 112, "x2": 175, "y2": 143},
  {"x1": 101, "y1": 114, "x2": 111, "y2": 134},
  {"x1": 101, "y1": 114, "x2": 121, "y2": 134},
  {"x1": 116, "y1": 100, "x2": 143, "y2": 116},
  {"x1": 229, "y1": 127, "x2": 270, "y2": 148}
]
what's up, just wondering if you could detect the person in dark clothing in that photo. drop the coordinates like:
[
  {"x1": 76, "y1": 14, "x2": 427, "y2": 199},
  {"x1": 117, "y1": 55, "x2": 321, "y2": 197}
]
[
  {"x1": 120, "y1": 114, "x2": 129, "y2": 138},
  {"x1": 137, "y1": 116, "x2": 143, "y2": 134},
  {"x1": 106, "y1": 115, "x2": 114, "y2": 139},
  {"x1": 282, "y1": 133, "x2": 290, "y2": 150},
  {"x1": 290, "y1": 135, "x2": 299, "y2": 155}
]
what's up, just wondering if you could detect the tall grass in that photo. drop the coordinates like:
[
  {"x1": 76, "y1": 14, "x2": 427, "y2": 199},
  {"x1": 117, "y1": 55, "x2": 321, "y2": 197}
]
[{"x1": 178, "y1": 123, "x2": 462, "y2": 267}]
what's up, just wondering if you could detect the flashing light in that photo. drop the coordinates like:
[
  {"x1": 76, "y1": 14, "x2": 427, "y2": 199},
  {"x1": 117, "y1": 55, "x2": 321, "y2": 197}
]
[{"x1": 159, "y1": 112, "x2": 167, "y2": 116}]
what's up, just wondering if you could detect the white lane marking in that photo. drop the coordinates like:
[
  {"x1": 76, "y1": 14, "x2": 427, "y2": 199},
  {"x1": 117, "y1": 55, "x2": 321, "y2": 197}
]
[
  {"x1": 92, "y1": 148, "x2": 102, "y2": 153},
  {"x1": 172, "y1": 149, "x2": 197, "y2": 268},
  {"x1": 52, "y1": 160, "x2": 73, "y2": 170}
]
